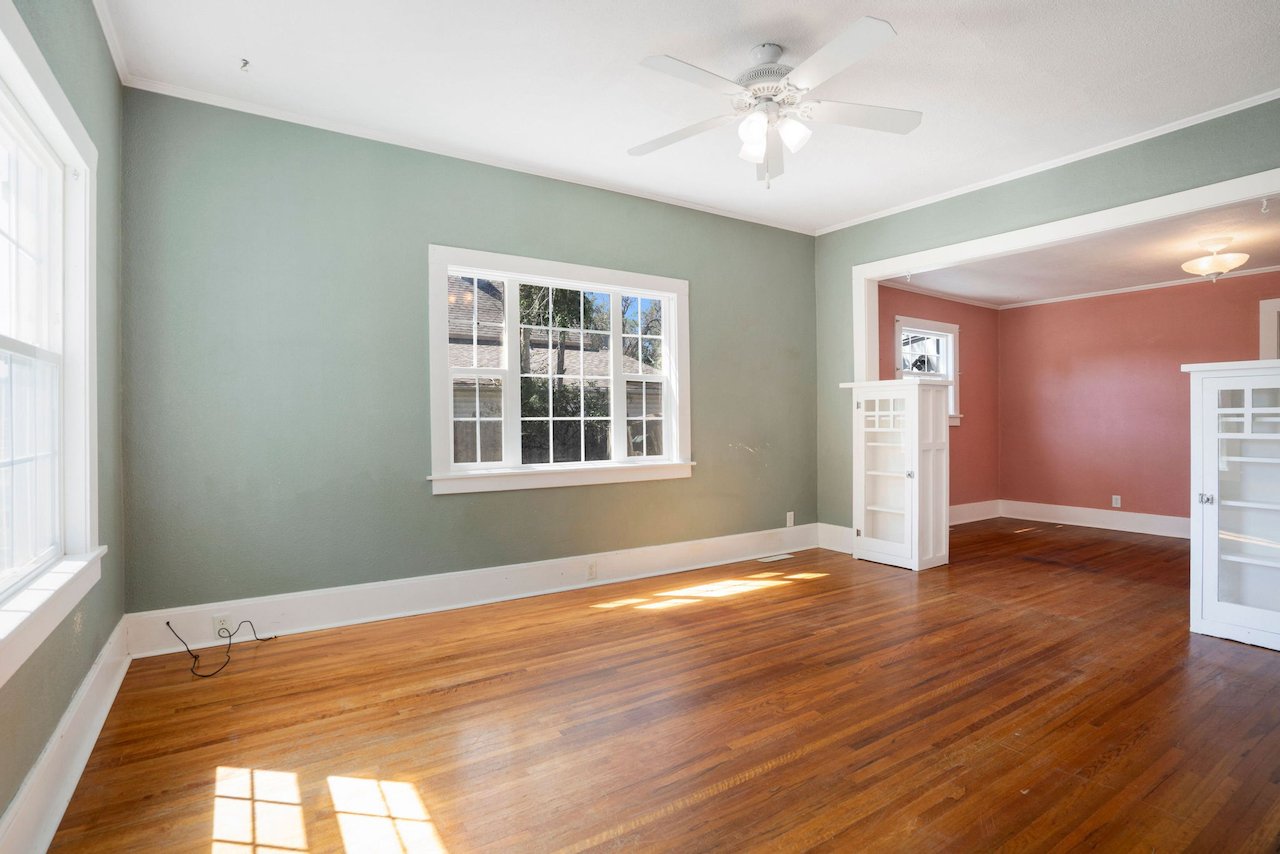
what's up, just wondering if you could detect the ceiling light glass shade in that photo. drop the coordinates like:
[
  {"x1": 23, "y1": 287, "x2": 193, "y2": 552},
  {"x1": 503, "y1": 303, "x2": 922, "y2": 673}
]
[
  {"x1": 738, "y1": 110, "x2": 767, "y2": 145},
  {"x1": 738, "y1": 139, "x2": 766, "y2": 164},
  {"x1": 776, "y1": 116, "x2": 812, "y2": 153},
  {"x1": 1181, "y1": 252, "x2": 1249, "y2": 280}
]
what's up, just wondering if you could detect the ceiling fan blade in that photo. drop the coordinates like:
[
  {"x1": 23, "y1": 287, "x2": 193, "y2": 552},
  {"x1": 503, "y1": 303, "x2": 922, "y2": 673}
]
[
  {"x1": 766, "y1": 126, "x2": 784, "y2": 179},
  {"x1": 805, "y1": 100, "x2": 922, "y2": 135},
  {"x1": 640, "y1": 55, "x2": 747, "y2": 95},
  {"x1": 784, "y1": 16, "x2": 897, "y2": 92},
  {"x1": 627, "y1": 115, "x2": 737, "y2": 157}
]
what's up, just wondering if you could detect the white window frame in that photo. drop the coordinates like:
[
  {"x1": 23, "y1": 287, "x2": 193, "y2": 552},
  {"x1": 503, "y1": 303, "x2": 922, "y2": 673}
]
[
  {"x1": 427, "y1": 246, "x2": 692, "y2": 494},
  {"x1": 894, "y1": 315, "x2": 960, "y2": 425},
  {"x1": 0, "y1": 2, "x2": 104, "y2": 691}
]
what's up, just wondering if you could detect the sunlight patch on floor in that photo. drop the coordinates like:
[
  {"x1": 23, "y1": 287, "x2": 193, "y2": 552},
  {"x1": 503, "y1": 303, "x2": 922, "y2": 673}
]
[
  {"x1": 783, "y1": 573, "x2": 828, "y2": 580},
  {"x1": 657, "y1": 579, "x2": 791, "y2": 598},
  {"x1": 213, "y1": 767, "x2": 308, "y2": 852},
  {"x1": 328, "y1": 776, "x2": 448, "y2": 853}
]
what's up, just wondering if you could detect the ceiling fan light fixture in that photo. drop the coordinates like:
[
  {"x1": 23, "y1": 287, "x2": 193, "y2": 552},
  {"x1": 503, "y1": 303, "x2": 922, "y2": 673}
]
[
  {"x1": 776, "y1": 116, "x2": 812, "y2": 153},
  {"x1": 737, "y1": 109, "x2": 768, "y2": 145},
  {"x1": 738, "y1": 139, "x2": 766, "y2": 163},
  {"x1": 1181, "y1": 236, "x2": 1249, "y2": 281}
]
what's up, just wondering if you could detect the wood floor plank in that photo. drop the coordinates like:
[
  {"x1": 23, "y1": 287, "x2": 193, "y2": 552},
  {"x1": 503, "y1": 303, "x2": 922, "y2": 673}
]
[{"x1": 49, "y1": 519, "x2": 1280, "y2": 852}]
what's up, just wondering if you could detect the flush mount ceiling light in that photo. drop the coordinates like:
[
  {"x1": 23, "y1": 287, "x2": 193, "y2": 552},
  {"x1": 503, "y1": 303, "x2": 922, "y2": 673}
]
[
  {"x1": 1181, "y1": 237, "x2": 1250, "y2": 281},
  {"x1": 627, "y1": 18, "x2": 923, "y2": 187}
]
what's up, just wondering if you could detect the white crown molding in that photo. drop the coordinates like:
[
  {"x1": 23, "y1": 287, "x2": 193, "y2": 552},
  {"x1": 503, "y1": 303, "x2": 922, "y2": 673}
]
[
  {"x1": 879, "y1": 281, "x2": 1001, "y2": 311},
  {"x1": 996, "y1": 263, "x2": 1280, "y2": 310},
  {"x1": 88, "y1": 0, "x2": 129, "y2": 82},
  {"x1": 0, "y1": 618, "x2": 129, "y2": 854},
  {"x1": 815, "y1": 88, "x2": 1280, "y2": 237}
]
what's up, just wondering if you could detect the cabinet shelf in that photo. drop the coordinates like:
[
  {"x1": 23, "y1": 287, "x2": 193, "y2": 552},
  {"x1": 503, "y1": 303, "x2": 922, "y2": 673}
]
[
  {"x1": 866, "y1": 441, "x2": 903, "y2": 447},
  {"x1": 1221, "y1": 456, "x2": 1280, "y2": 464},
  {"x1": 866, "y1": 470, "x2": 904, "y2": 477},
  {"x1": 1220, "y1": 552, "x2": 1280, "y2": 570},
  {"x1": 1220, "y1": 499, "x2": 1280, "y2": 512},
  {"x1": 865, "y1": 505, "x2": 905, "y2": 514}
]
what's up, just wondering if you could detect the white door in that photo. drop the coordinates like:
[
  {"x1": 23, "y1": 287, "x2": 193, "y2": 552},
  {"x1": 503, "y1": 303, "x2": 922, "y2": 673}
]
[
  {"x1": 1201, "y1": 376, "x2": 1280, "y2": 633},
  {"x1": 856, "y1": 389, "x2": 914, "y2": 564}
]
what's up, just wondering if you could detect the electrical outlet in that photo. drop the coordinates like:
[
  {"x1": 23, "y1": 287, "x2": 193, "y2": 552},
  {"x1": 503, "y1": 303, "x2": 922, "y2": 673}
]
[
  {"x1": 786, "y1": 511, "x2": 795, "y2": 528},
  {"x1": 1111, "y1": 495, "x2": 1122, "y2": 508},
  {"x1": 586, "y1": 561, "x2": 598, "y2": 581},
  {"x1": 212, "y1": 615, "x2": 232, "y2": 636}
]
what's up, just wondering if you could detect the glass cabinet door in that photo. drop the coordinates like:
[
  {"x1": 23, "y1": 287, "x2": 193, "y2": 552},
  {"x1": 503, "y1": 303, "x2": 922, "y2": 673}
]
[
  {"x1": 859, "y1": 391, "x2": 912, "y2": 558},
  {"x1": 1203, "y1": 378, "x2": 1280, "y2": 633}
]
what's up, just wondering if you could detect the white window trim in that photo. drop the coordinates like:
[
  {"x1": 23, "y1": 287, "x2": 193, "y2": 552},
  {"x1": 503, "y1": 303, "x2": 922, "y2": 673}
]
[
  {"x1": 427, "y1": 246, "x2": 692, "y2": 494},
  {"x1": 0, "y1": 0, "x2": 104, "y2": 691},
  {"x1": 1261, "y1": 298, "x2": 1280, "y2": 360},
  {"x1": 894, "y1": 315, "x2": 961, "y2": 425}
]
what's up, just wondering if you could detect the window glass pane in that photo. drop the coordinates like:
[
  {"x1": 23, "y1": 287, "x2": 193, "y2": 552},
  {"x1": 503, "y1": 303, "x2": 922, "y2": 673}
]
[
  {"x1": 553, "y1": 420, "x2": 582, "y2": 463},
  {"x1": 447, "y1": 276, "x2": 475, "y2": 368},
  {"x1": 644, "y1": 381, "x2": 663, "y2": 417},
  {"x1": 520, "y1": 377, "x2": 548, "y2": 418},
  {"x1": 11, "y1": 354, "x2": 33, "y2": 459},
  {"x1": 521, "y1": 420, "x2": 549, "y2": 464},
  {"x1": 520, "y1": 283, "x2": 549, "y2": 326},
  {"x1": 0, "y1": 241, "x2": 11, "y2": 340},
  {"x1": 452, "y1": 420, "x2": 477, "y2": 464},
  {"x1": 552, "y1": 330, "x2": 582, "y2": 375},
  {"x1": 552, "y1": 288, "x2": 581, "y2": 330},
  {"x1": 0, "y1": 140, "x2": 13, "y2": 236},
  {"x1": 451, "y1": 378, "x2": 477, "y2": 419},
  {"x1": 622, "y1": 336, "x2": 640, "y2": 372},
  {"x1": 479, "y1": 421, "x2": 502, "y2": 462},
  {"x1": 627, "y1": 420, "x2": 645, "y2": 457},
  {"x1": 477, "y1": 378, "x2": 502, "y2": 417},
  {"x1": 621, "y1": 296, "x2": 639, "y2": 334},
  {"x1": 642, "y1": 339, "x2": 662, "y2": 374},
  {"x1": 584, "y1": 421, "x2": 610, "y2": 461},
  {"x1": 581, "y1": 333, "x2": 610, "y2": 376},
  {"x1": 640, "y1": 299, "x2": 662, "y2": 335},
  {"x1": 583, "y1": 380, "x2": 610, "y2": 417},
  {"x1": 16, "y1": 150, "x2": 42, "y2": 254},
  {"x1": 584, "y1": 292, "x2": 610, "y2": 332},
  {"x1": 520, "y1": 328, "x2": 550, "y2": 374},
  {"x1": 552, "y1": 378, "x2": 582, "y2": 418},
  {"x1": 645, "y1": 420, "x2": 664, "y2": 456},
  {"x1": 626, "y1": 381, "x2": 643, "y2": 418}
]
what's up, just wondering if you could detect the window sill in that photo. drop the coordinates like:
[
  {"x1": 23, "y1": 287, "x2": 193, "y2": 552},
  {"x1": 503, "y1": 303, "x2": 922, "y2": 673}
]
[
  {"x1": 949, "y1": 414, "x2": 963, "y2": 427},
  {"x1": 0, "y1": 546, "x2": 107, "y2": 690},
  {"x1": 429, "y1": 460, "x2": 694, "y2": 494}
]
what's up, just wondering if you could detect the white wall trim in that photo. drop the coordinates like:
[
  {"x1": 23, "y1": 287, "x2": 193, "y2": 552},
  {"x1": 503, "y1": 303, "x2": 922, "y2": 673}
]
[
  {"x1": 880, "y1": 281, "x2": 1001, "y2": 311},
  {"x1": 950, "y1": 500, "x2": 1002, "y2": 525},
  {"x1": 816, "y1": 522, "x2": 855, "y2": 554},
  {"x1": 816, "y1": 88, "x2": 1280, "y2": 236},
  {"x1": 127, "y1": 524, "x2": 822, "y2": 657},
  {"x1": 0, "y1": 618, "x2": 128, "y2": 853},
  {"x1": 997, "y1": 500, "x2": 1189, "y2": 539}
]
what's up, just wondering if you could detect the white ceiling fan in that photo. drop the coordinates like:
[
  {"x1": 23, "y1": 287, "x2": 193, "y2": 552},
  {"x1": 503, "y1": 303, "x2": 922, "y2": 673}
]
[{"x1": 628, "y1": 16, "x2": 922, "y2": 186}]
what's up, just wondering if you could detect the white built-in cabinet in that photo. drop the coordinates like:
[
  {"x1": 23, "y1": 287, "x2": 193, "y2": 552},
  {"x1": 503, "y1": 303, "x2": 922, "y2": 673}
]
[
  {"x1": 1183, "y1": 359, "x2": 1280, "y2": 651},
  {"x1": 841, "y1": 379, "x2": 951, "y2": 571}
]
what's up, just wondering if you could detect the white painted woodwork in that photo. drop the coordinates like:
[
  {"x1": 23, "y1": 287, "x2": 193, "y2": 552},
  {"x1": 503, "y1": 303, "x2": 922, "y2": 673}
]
[
  {"x1": 1183, "y1": 359, "x2": 1280, "y2": 651},
  {"x1": 843, "y1": 378, "x2": 950, "y2": 571}
]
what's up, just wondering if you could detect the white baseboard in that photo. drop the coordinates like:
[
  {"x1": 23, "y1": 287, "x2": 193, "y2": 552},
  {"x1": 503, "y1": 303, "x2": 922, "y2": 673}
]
[
  {"x1": 0, "y1": 618, "x2": 129, "y2": 853},
  {"x1": 997, "y1": 500, "x2": 1189, "y2": 539},
  {"x1": 127, "y1": 523, "x2": 822, "y2": 657},
  {"x1": 949, "y1": 500, "x2": 1002, "y2": 524},
  {"x1": 816, "y1": 522, "x2": 854, "y2": 554}
]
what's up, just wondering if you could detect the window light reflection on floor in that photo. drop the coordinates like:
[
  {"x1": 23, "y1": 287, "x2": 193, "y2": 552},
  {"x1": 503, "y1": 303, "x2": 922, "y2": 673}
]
[
  {"x1": 327, "y1": 776, "x2": 447, "y2": 854},
  {"x1": 590, "y1": 598, "x2": 649, "y2": 609},
  {"x1": 746, "y1": 571, "x2": 785, "y2": 579},
  {"x1": 634, "y1": 598, "x2": 700, "y2": 610},
  {"x1": 657, "y1": 578, "x2": 791, "y2": 599},
  {"x1": 212, "y1": 767, "x2": 308, "y2": 853},
  {"x1": 783, "y1": 572, "x2": 828, "y2": 580}
]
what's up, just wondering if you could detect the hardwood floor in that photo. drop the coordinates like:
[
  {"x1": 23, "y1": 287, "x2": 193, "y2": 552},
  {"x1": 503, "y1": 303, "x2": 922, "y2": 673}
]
[{"x1": 51, "y1": 519, "x2": 1280, "y2": 852}]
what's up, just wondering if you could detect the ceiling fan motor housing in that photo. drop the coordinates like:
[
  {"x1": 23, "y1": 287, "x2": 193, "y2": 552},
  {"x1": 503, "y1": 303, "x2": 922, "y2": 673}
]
[{"x1": 735, "y1": 48, "x2": 802, "y2": 112}]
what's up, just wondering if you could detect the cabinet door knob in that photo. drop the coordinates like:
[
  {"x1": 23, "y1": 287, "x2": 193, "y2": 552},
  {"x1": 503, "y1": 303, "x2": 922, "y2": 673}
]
[
  {"x1": 906, "y1": 471, "x2": 915, "y2": 479},
  {"x1": 1198, "y1": 493, "x2": 1215, "y2": 505}
]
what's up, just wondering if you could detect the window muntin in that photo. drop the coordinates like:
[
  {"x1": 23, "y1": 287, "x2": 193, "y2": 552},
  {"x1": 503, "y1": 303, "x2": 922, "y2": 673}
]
[
  {"x1": 900, "y1": 329, "x2": 946, "y2": 376},
  {"x1": 430, "y1": 248, "x2": 689, "y2": 492},
  {"x1": 0, "y1": 97, "x2": 63, "y2": 602}
]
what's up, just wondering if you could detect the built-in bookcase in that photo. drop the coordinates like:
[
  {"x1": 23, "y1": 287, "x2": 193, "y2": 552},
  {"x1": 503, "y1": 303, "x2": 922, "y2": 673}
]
[
  {"x1": 842, "y1": 378, "x2": 951, "y2": 571},
  {"x1": 1184, "y1": 359, "x2": 1280, "y2": 651}
]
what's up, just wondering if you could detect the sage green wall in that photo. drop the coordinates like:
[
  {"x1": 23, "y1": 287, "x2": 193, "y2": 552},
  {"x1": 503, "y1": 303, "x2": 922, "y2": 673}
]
[
  {"x1": 0, "y1": 0, "x2": 124, "y2": 817},
  {"x1": 815, "y1": 99, "x2": 1280, "y2": 526},
  {"x1": 122, "y1": 89, "x2": 817, "y2": 611}
]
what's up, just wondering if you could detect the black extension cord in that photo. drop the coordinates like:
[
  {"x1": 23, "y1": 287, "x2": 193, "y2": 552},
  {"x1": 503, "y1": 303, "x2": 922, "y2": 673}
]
[{"x1": 165, "y1": 619, "x2": 275, "y2": 678}]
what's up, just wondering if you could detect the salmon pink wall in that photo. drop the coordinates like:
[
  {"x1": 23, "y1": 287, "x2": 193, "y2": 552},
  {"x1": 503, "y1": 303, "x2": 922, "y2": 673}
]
[
  {"x1": 999, "y1": 270, "x2": 1280, "y2": 518},
  {"x1": 878, "y1": 286, "x2": 1000, "y2": 505}
]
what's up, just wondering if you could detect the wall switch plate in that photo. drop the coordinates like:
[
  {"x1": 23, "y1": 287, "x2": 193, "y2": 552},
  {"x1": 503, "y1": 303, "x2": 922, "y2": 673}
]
[
  {"x1": 1111, "y1": 495, "x2": 1122, "y2": 508},
  {"x1": 786, "y1": 511, "x2": 794, "y2": 528}
]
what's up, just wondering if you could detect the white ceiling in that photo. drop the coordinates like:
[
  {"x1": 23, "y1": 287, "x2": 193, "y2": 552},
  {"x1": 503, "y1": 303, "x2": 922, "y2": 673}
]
[
  {"x1": 883, "y1": 197, "x2": 1280, "y2": 306},
  {"x1": 96, "y1": 0, "x2": 1280, "y2": 235}
]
